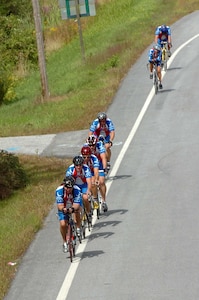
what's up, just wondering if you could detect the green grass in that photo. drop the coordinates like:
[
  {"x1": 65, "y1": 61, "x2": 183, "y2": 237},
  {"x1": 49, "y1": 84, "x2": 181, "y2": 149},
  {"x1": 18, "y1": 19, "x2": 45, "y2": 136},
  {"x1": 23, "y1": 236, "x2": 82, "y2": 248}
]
[
  {"x1": 0, "y1": 155, "x2": 70, "y2": 300},
  {"x1": 1, "y1": 0, "x2": 199, "y2": 298}
]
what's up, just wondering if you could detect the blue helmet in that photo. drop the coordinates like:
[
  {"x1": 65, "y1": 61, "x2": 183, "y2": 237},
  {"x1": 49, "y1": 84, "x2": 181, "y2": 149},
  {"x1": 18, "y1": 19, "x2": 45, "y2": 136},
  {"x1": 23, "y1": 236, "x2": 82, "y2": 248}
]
[{"x1": 161, "y1": 25, "x2": 168, "y2": 33}]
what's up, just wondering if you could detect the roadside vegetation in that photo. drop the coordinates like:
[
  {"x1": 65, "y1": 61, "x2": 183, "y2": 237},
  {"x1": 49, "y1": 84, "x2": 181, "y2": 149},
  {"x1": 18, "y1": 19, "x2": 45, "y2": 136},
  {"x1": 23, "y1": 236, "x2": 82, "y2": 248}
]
[{"x1": 1, "y1": 0, "x2": 199, "y2": 298}]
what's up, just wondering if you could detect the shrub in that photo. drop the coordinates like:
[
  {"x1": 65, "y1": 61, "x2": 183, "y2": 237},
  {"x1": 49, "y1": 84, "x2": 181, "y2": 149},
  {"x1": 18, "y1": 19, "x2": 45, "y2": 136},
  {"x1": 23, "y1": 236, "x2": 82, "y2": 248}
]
[{"x1": 0, "y1": 150, "x2": 28, "y2": 200}]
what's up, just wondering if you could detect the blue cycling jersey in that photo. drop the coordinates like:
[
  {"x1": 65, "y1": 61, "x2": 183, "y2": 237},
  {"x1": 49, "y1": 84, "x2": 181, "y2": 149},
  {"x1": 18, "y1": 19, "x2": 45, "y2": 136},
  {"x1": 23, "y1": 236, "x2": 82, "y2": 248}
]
[
  {"x1": 89, "y1": 118, "x2": 115, "y2": 143},
  {"x1": 148, "y1": 48, "x2": 162, "y2": 65}
]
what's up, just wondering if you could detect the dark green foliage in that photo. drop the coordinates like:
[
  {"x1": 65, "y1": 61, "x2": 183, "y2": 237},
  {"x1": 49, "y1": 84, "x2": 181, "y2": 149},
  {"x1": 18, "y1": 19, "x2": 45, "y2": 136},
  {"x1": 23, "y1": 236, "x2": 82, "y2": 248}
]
[
  {"x1": 0, "y1": 0, "x2": 32, "y2": 17},
  {"x1": 0, "y1": 150, "x2": 28, "y2": 200},
  {"x1": 0, "y1": 15, "x2": 37, "y2": 69}
]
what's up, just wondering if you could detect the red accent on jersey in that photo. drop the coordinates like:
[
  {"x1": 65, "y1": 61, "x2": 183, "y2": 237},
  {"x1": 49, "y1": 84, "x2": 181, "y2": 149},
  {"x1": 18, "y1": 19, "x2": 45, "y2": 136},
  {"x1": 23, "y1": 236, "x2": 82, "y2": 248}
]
[
  {"x1": 94, "y1": 123, "x2": 109, "y2": 137},
  {"x1": 63, "y1": 191, "x2": 73, "y2": 207},
  {"x1": 72, "y1": 168, "x2": 87, "y2": 183},
  {"x1": 158, "y1": 32, "x2": 168, "y2": 40}
]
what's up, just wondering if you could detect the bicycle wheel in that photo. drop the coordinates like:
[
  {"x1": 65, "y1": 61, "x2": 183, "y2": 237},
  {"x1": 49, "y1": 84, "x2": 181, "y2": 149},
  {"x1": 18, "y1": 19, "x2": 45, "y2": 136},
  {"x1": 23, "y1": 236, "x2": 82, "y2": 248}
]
[
  {"x1": 154, "y1": 72, "x2": 158, "y2": 95},
  {"x1": 71, "y1": 226, "x2": 76, "y2": 258},
  {"x1": 81, "y1": 212, "x2": 87, "y2": 239},
  {"x1": 68, "y1": 225, "x2": 73, "y2": 262}
]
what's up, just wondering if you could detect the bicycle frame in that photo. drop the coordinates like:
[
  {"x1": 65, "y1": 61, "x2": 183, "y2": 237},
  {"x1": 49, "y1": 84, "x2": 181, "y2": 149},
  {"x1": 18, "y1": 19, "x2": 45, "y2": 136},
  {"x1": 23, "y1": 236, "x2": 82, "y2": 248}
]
[
  {"x1": 161, "y1": 41, "x2": 168, "y2": 71},
  {"x1": 81, "y1": 204, "x2": 92, "y2": 239}
]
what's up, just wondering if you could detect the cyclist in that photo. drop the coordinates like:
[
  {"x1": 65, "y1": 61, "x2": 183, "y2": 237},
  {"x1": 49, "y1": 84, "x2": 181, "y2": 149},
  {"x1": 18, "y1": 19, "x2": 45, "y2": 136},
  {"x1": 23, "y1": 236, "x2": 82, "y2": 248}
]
[
  {"x1": 87, "y1": 135, "x2": 108, "y2": 212},
  {"x1": 88, "y1": 112, "x2": 115, "y2": 172},
  {"x1": 66, "y1": 155, "x2": 92, "y2": 222},
  {"x1": 81, "y1": 145, "x2": 99, "y2": 206},
  {"x1": 148, "y1": 44, "x2": 163, "y2": 89},
  {"x1": 155, "y1": 24, "x2": 172, "y2": 56},
  {"x1": 56, "y1": 176, "x2": 82, "y2": 253}
]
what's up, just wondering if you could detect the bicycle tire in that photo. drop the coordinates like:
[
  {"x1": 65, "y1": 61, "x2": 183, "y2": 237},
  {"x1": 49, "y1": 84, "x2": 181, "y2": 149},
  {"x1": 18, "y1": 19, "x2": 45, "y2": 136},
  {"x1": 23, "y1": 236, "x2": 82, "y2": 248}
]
[
  {"x1": 69, "y1": 225, "x2": 73, "y2": 262},
  {"x1": 86, "y1": 213, "x2": 92, "y2": 230},
  {"x1": 154, "y1": 73, "x2": 158, "y2": 94},
  {"x1": 163, "y1": 61, "x2": 167, "y2": 71},
  {"x1": 81, "y1": 213, "x2": 87, "y2": 239}
]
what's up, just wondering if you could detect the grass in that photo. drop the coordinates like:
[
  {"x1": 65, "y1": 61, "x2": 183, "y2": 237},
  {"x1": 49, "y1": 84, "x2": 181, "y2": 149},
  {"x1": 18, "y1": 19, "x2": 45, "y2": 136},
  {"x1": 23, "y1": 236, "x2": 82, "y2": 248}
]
[
  {"x1": 1, "y1": 0, "x2": 199, "y2": 298},
  {"x1": 0, "y1": 155, "x2": 70, "y2": 299}
]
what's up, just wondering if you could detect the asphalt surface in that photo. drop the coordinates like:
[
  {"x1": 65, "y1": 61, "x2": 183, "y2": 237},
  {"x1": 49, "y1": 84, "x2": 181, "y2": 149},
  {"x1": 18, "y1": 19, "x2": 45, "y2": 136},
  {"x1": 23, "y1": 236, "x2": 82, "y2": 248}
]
[{"x1": 0, "y1": 129, "x2": 88, "y2": 158}]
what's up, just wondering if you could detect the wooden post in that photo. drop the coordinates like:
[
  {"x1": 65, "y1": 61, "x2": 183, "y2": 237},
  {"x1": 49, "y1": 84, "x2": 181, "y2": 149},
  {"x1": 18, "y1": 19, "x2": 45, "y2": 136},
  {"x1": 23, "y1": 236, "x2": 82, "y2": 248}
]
[
  {"x1": 74, "y1": 0, "x2": 86, "y2": 63},
  {"x1": 31, "y1": 0, "x2": 50, "y2": 100}
]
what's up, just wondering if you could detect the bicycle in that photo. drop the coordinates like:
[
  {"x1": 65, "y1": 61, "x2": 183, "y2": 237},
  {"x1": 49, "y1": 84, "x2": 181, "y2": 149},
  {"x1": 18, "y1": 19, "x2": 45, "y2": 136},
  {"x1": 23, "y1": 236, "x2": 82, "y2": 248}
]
[
  {"x1": 66, "y1": 212, "x2": 77, "y2": 262},
  {"x1": 161, "y1": 41, "x2": 169, "y2": 71}
]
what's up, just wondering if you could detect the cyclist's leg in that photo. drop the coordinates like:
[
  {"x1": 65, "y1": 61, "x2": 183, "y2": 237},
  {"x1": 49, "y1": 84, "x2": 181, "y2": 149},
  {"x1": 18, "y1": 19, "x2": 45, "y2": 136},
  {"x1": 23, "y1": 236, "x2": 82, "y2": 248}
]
[
  {"x1": 91, "y1": 175, "x2": 98, "y2": 199},
  {"x1": 58, "y1": 210, "x2": 69, "y2": 252},
  {"x1": 99, "y1": 171, "x2": 108, "y2": 212},
  {"x1": 149, "y1": 62, "x2": 153, "y2": 79},
  {"x1": 81, "y1": 184, "x2": 92, "y2": 222}
]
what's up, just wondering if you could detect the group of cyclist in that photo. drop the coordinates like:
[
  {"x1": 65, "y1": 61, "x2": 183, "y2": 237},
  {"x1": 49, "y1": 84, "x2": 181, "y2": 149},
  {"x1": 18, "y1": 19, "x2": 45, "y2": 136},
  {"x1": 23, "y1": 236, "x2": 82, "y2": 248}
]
[
  {"x1": 148, "y1": 24, "x2": 172, "y2": 89},
  {"x1": 55, "y1": 112, "x2": 115, "y2": 253}
]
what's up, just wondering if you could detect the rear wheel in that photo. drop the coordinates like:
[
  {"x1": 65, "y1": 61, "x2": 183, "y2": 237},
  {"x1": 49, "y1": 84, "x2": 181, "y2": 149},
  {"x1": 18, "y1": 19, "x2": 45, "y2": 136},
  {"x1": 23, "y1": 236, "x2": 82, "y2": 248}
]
[{"x1": 154, "y1": 73, "x2": 158, "y2": 94}]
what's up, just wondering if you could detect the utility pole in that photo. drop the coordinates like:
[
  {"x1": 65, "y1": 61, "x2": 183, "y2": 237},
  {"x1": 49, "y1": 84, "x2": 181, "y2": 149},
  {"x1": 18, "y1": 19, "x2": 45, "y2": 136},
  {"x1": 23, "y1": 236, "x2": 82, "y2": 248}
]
[
  {"x1": 74, "y1": 0, "x2": 86, "y2": 63},
  {"x1": 31, "y1": 0, "x2": 50, "y2": 101}
]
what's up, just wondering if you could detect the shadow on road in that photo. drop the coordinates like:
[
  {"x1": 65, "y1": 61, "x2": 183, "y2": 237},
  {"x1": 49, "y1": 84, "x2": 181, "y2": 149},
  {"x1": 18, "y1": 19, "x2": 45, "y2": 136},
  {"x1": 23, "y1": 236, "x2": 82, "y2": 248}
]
[
  {"x1": 80, "y1": 250, "x2": 104, "y2": 259},
  {"x1": 107, "y1": 174, "x2": 132, "y2": 181},
  {"x1": 89, "y1": 231, "x2": 114, "y2": 240}
]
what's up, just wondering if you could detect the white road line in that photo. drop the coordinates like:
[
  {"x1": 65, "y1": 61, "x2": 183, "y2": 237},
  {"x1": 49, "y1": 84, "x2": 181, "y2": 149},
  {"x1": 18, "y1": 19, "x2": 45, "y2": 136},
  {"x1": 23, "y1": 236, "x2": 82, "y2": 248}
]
[{"x1": 56, "y1": 33, "x2": 199, "y2": 300}]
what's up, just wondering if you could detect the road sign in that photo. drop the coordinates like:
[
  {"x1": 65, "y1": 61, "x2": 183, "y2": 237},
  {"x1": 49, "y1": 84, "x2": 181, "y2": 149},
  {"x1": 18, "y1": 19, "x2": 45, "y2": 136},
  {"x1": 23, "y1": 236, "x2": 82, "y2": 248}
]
[{"x1": 59, "y1": 0, "x2": 96, "y2": 20}]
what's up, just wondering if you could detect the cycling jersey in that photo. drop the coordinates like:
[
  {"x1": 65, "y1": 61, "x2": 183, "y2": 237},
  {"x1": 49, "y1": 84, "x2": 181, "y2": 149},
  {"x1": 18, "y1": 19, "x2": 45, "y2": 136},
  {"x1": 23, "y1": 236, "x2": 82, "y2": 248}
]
[
  {"x1": 89, "y1": 118, "x2": 115, "y2": 143},
  {"x1": 148, "y1": 48, "x2": 162, "y2": 66},
  {"x1": 55, "y1": 184, "x2": 82, "y2": 221},
  {"x1": 56, "y1": 184, "x2": 82, "y2": 207},
  {"x1": 66, "y1": 164, "x2": 92, "y2": 193}
]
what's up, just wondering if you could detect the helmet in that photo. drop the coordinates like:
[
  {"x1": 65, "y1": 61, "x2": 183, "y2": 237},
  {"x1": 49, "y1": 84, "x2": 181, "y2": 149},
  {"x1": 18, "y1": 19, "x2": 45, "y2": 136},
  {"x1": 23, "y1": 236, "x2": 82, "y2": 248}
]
[
  {"x1": 63, "y1": 176, "x2": 75, "y2": 188},
  {"x1": 73, "y1": 155, "x2": 84, "y2": 166},
  {"x1": 98, "y1": 135, "x2": 105, "y2": 144},
  {"x1": 81, "y1": 145, "x2": 92, "y2": 156},
  {"x1": 160, "y1": 25, "x2": 168, "y2": 33},
  {"x1": 87, "y1": 135, "x2": 97, "y2": 146},
  {"x1": 154, "y1": 44, "x2": 161, "y2": 51},
  {"x1": 97, "y1": 112, "x2": 107, "y2": 121}
]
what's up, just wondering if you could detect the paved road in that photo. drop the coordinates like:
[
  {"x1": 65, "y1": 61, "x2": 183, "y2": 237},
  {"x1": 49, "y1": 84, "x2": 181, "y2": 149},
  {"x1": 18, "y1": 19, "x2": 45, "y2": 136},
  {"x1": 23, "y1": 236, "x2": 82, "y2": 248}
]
[
  {"x1": 4, "y1": 10, "x2": 199, "y2": 300},
  {"x1": 0, "y1": 130, "x2": 88, "y2": 158}
]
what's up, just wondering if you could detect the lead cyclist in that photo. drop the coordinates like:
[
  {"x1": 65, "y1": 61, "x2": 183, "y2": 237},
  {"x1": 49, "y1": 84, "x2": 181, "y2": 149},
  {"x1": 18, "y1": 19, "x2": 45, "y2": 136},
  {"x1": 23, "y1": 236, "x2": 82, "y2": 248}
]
[{"x1": 155, "y1": 24, "x2": 172, "y2": 56}]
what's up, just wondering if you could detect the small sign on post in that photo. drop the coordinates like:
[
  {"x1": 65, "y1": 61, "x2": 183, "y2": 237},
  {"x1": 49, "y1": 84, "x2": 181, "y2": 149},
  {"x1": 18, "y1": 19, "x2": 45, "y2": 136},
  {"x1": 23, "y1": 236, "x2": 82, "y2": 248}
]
[{"x1": 59, "y1": 0, "x2": 96, "y2": 20}]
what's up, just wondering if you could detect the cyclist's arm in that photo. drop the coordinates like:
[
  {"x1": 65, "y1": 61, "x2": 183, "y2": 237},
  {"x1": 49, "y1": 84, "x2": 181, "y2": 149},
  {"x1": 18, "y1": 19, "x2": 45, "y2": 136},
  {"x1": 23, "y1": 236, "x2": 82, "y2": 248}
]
[{"x1": 109, "y1": 130, "x2": 115, "y2": 144}]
